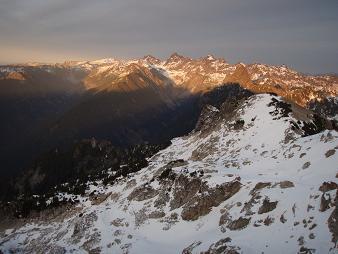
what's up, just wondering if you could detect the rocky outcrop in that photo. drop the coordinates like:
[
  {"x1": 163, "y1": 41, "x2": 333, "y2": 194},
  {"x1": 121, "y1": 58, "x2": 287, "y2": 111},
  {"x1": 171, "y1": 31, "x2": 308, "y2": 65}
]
[
  {"x1": 200, "y1": 238, "x2": 240, "y2": 254},
  {"x1": 195, "y1": 105, "x2": 220, "y2": 132},
  {"x1": 258, "y1": 197, "x2": 278, "y2": 214},
  {"x1": 181, "y1": 181, "x2": 241, "y2": 221},
  {"x1": 127, "y1": 184, "x2": 158, "y2": 201},
  {"x1": 227, "y1": 217, "x2": 251, "y2": 231},
  {"x1": 170, "y1": 175, "x2": 203, "y2": 210},
  {"x1": 328, "y1": 190, "x2": 338, "y2": 245}
]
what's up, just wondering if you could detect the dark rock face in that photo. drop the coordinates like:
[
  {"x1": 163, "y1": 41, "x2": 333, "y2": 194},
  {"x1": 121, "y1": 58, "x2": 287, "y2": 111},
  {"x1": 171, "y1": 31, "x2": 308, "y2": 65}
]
[
  {"x1": 193, "y1": 84, "x2": 254, "y2": 135},
  {"x1": 200, "y1": 83, "x2": 254, "y2": 112},
  {"x1": 290, "y1": 114, "x2": 338, "y2": 137},
  {"x1": 195, "y1": 105, "x2": 219, "y2": 132},
  {"x1": 268, "y1": 97, "x2": 292, "y2": 120}
]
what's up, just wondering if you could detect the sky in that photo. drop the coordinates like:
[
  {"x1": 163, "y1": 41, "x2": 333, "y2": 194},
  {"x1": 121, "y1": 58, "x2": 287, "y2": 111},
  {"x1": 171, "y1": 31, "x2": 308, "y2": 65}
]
[{"x1": 0, "y1": 0, "x2": 337, "y2": 74}]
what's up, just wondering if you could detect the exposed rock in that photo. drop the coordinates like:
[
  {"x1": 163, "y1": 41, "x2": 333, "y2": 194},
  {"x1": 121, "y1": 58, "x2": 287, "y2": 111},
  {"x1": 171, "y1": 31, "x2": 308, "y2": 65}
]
[
  {"x1": 195, "y1": 104, "x2": 220, "y2": 132},
  {"x1": 124, "y1": 179, "x2": 137, "y2": 190},
  {"x1": 302, "y1": 162, "x2": 311, "y2": 170},
  {"x1": 201, "y1": 237, "x2": 239, "y2": 254},
  {"x1": 258, "y1": 197, "x2": 278, "y2": 214},
  {"x1": 191, "y1": 137, "x2": 219, "y2": 161},
  {"x1": 166, "y1": 159, "x2": 188, "y2": 169},
  {"x1": 325, "y1": 149, "x2": 336, "y2": 158},
  {"x1": 233, "y1": 119, "x2": 245, "y2": 130},
  {"x1": 319, "y1": 182, "x2": 338, "y2": 192},
  {"x1": 90, "y1": 192, "x2": 111, "y2": 205},
  {"x1": 72, "y1": 212, "x2": 98, "y2": 244},
  {"x1": 320, "y1": 193, "x2": 331, "y2": 212},
  {"x1": 111, "y1": 218, "x2": 126, "y2": 227},
  {"x1": 127, "y1": 185, "x2": 158, "y2": 201},
  {"x1": 161, "y1": 212, "x2": 179, "y2": 230},
  {"x1": 250, "y1": 182, "x2": 271, "y2": 195},
  {"x1": 227, "y1": 217, "x2": 251, "y2": 231},
  {"x1": 170, "y1": 175, "x2": 202, "y2": 210},
  {"x1": 154, "y1": 189, "x2": 171, "y2": 208},
  {"x1": 182, "y1": 241, "x2": 202, "y2": 254},
  {"x1": 241, "y1": 193, "x2": 262, "y2": 216},
  {"x1": 181, "y1": 181, "x2": 241, "y2": 221},
  {"x1": 309, "y1": 223, "x2": 317, "y2": 230},
  {"x1": 219, "y1": 212, "x2": 231, "y2": 226},
  {"x1": 82, "y1": 232, "x2": 101, "y2": 253},
  {"x1": 134, "y1": 208, "x2": 149, "y2": 227},
  {"x1": 298, "y1": 246, "x2": 316, "y2": 254},
  {"x1": 328, "y1": 190, "x2": 338, "y2": 245},
  {"x1": 279, "y1": 181, "x2": 295, "y2": 189},
  {"x1": 298, "y1": 236, "x2": 305, "y2": 246},
  {"x1": 157, "y1": 168, "x2": 175, "y2": 181},
  {"x1": 263, "y1": 216, "x2": 274, "y2": 226},
  {"x1": 267, "y1": 97, "x2": 292, "y2": 120},
  {"x1": 280, "y1": 213, "x2": 287, "y2": 223},
  {"x1": 148, "y1": 210, "x2": 166, "y2": 219}
]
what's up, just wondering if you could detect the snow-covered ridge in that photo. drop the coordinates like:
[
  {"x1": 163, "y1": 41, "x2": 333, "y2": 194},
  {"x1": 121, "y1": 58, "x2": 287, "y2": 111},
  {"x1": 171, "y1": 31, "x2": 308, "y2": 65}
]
[{"x1": 1, "y1": 94, "x2": 337, "y2": 253}]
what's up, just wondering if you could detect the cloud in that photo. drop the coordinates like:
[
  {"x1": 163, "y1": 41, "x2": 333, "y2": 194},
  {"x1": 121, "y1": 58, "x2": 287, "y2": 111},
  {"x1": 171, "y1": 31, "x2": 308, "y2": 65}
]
[{"x1": 0, "y1": 0, "x2": 337, "y2": 73}]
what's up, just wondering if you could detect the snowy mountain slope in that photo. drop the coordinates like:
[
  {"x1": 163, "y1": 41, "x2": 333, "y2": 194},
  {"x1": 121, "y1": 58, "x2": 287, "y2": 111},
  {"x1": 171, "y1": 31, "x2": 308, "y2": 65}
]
[
  {"x1": 1, "y1": 94, "x2": 337, "y2": 253},
  {"x1": 247, "y1": 63, "x2": 338, "y2": 106}
]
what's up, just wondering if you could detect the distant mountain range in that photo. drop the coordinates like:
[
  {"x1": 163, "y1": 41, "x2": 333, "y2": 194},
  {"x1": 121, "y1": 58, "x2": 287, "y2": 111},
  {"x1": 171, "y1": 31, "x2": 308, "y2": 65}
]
[{"x1": 0, "y1": 53, "x2": 337, "y2": 177}]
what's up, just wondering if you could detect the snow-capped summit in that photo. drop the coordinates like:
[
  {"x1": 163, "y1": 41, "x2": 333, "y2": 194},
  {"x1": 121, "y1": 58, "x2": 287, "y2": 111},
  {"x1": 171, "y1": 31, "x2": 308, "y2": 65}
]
[
  {"x1": 206, "y1": 54, "x2": 216, "y2": 61},
  {"x1": 140, "y1": 55, "x2": 162, "y2": 66},
  {"x1": 89, "y1": 58, "x2": 118, "y2": 65}
]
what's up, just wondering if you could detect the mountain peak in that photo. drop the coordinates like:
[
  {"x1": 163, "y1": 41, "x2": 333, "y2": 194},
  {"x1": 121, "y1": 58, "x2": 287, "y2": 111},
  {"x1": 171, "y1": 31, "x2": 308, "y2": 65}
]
[
  {"x1": 204, "y1": 54, "x2": 216, "y2": 61},
  {"x1": 141, "y1": 55, "x2": 162, "y2": 65},
  {"x1": 167, "y1": 52, "x2": 189, "y2": 62}
]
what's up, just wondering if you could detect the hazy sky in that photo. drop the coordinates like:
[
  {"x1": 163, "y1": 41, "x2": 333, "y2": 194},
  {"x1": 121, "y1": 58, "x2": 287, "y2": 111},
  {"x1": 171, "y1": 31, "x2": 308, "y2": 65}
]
[{"x1": 0, "y1": 0, "x2": 337, "y2": 73}]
